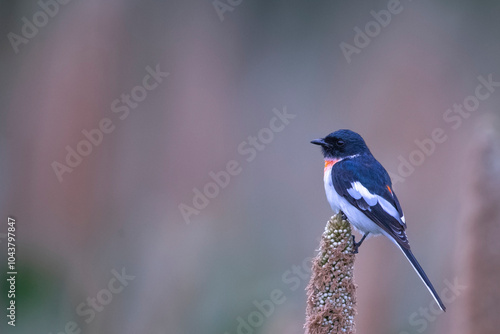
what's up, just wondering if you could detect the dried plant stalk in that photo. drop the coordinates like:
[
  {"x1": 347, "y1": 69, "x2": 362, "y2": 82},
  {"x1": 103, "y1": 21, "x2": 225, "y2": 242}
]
[{"x1": 305, "y1": 212, "x2": 356, "y2": 334}]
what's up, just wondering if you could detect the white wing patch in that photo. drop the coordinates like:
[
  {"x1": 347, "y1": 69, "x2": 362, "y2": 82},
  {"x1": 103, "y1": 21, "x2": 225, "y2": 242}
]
[
  {"x1": 347, "y1": 181, "x2": 401, "y2": 221},
  {"x1": 347, "y1": 181, "x2": 377, "y2": 206},
  {"x1": 378, "y1": 196, "x2": 400, "y2": 220}
]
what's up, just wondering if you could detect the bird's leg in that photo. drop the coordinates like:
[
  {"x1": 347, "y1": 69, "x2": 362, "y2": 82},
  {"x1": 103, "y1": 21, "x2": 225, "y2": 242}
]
[
  {"x1": 351, "y1": 232, "x2": 369, "y2": 254},
  {"x1": 340, "y1": 211, "x2": 348, "y2": 221}
]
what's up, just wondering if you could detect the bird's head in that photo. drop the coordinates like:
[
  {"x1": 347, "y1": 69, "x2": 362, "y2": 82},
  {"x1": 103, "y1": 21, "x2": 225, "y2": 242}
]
[{"x1": 311, "y1": 129, "x2": 370, "y2": 160}]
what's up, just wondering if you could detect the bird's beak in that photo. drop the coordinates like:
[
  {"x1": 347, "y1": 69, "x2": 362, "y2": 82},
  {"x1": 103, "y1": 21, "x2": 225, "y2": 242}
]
[{"x1": 310, "y1": 138, "x2": 326, "y2": 146}]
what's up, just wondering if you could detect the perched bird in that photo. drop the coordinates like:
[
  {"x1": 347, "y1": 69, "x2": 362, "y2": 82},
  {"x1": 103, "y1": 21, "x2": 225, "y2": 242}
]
[{"x1": 311, "y1": 129, "x2": 446, "y2": 311}]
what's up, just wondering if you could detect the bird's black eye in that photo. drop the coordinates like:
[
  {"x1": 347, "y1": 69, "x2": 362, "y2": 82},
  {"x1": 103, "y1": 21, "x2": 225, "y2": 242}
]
[{"x1": 336, "y1": 139, "x2": 345, "y2": 147}]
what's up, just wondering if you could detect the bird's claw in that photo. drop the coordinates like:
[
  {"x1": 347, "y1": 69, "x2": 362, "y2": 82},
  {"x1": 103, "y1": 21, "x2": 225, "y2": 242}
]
[{"x1": 351, "y1": 235, "x2": 359, "y2": 254}]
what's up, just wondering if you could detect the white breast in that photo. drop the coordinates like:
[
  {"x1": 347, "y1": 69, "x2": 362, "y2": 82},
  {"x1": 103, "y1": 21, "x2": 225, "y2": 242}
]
[
  {"x1": 323, "y1": 165, "x2": 341, "y2": 212},
  {"x1": 323, "y1": 165, "x2": 385, "y2": 236}
]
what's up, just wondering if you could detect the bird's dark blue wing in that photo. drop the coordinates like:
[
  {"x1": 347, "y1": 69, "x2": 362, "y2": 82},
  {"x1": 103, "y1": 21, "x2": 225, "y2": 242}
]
[{"x1": 332, "y1": 155, "x2": 409, "y2": 248}]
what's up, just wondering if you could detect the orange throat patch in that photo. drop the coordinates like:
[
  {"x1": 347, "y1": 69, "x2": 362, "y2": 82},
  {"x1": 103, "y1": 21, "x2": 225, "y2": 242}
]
[{"x1": 324, "y1": 159, "x2": 339, "y2": 172}]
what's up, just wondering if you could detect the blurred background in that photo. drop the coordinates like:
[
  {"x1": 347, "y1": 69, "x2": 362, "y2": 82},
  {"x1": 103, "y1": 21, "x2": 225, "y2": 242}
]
[{"x1": 1, "y1": 0, "x2": 500, "y2": 333}]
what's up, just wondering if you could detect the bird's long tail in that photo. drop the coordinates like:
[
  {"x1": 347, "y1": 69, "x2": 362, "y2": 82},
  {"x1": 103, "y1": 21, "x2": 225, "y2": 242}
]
[{"x1": 398, "y1": 245, "x2": 446, "y2": 311}]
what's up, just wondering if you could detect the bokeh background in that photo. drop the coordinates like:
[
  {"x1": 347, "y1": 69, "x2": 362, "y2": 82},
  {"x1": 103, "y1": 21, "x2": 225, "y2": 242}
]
[{"x1": 1, "y1": 1, "x2": 500, "y2": 333}]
